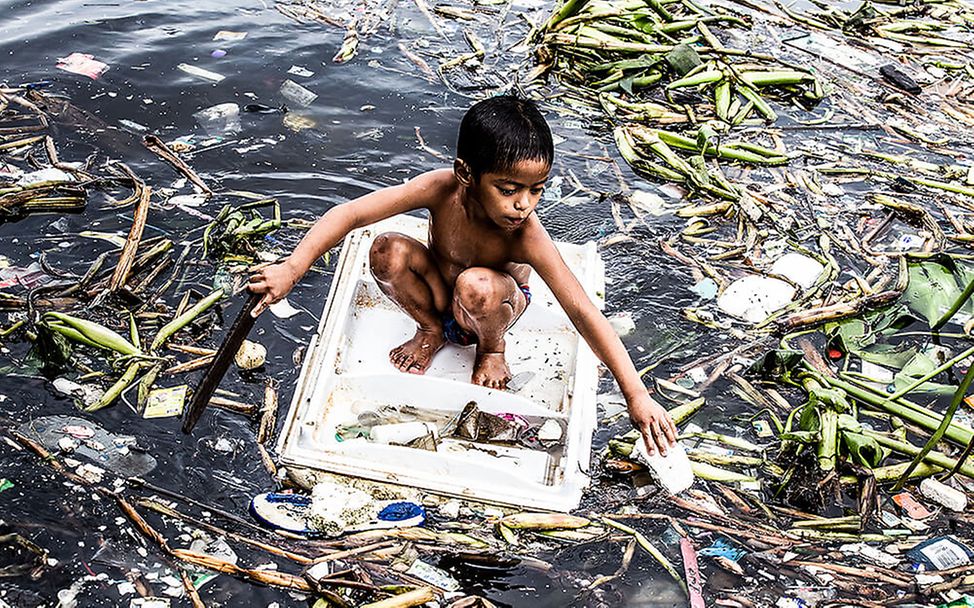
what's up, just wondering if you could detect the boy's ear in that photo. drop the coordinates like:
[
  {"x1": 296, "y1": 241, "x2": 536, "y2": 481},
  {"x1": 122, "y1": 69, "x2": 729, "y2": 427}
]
[{"x1": 454, "y1": 158, "x2": 474, "y2": 187}]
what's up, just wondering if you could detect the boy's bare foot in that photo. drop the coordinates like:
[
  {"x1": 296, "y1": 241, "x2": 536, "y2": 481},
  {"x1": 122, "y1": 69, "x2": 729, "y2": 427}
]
[
  {"x1": 390, "y1": 329, "x2": 445, "y2": 374},
  {"x1": 472, "y1": 351, "x2": 511, "y2": 389}
]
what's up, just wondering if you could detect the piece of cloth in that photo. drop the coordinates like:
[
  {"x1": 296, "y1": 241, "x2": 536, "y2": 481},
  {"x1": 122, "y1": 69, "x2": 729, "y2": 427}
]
[{"x1": 442, "y1": 284, "x2": 531, "y2": 346}]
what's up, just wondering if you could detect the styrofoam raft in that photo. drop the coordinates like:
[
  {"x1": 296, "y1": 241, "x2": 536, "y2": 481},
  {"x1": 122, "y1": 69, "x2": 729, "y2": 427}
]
[{"x1": 277, "y1": 214, "x2": 604, "y2": 511}]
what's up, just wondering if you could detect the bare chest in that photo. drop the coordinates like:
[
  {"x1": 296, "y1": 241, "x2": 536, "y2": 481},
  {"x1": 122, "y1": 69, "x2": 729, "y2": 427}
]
[{"x1": 428, "y1": 210, "x2": 517, "y2": 282}]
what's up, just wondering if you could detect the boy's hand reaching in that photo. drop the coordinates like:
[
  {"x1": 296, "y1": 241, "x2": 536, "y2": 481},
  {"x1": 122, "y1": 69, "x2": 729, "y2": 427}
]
[
  {"x1": 248, "y1": 258, "x2": 300, "y2": 317},
  {"x1": 628, "y1": 393, "x2": 678, "y2": 456}
]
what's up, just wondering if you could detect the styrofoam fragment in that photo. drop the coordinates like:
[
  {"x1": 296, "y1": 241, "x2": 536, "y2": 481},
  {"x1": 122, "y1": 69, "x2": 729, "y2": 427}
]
[{"x1": 920, "y1": 478, "x2": 968, "y2": 512}]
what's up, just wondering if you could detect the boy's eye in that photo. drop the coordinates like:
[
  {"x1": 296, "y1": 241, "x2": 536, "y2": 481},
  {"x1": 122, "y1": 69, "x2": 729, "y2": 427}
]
[
  {"x1": 531, "y1": 187, "x2": 544, "y2": 195},
  {"x1": 500, "y1": 188, "x2": 516, "y2": 196}
]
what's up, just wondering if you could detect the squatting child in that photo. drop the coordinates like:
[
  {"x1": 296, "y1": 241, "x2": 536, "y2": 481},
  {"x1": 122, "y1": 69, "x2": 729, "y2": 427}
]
[{"x1": 248, "y1": 96, "x2": 677, "y2": 455}]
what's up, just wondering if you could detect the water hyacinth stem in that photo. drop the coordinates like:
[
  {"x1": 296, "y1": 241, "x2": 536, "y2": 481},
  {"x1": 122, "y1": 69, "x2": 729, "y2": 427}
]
[
  {"x1": 44, "y1": 312, "x2": 141, "y2": 356},
  {"x1": 150, "y1": 289, "x2": 224, "y2": 352},
  {"x1": 894, "y1": 361, "x2": 974, "y2": 488},
  {"x1": 601, "y1": 518, "x2": 688, "y2": 596},
  {"x1": 85, "y1": 361, "x2": 144, "y2": 412},
  {"x1": 863, "y1": 430, "x2": 974, "y2": 480}
]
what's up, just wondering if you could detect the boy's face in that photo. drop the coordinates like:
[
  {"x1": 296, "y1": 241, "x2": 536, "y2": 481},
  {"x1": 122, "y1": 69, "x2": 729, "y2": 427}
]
[{"x1": 470, "y1": 158, "x2": 550, "y2": 231}]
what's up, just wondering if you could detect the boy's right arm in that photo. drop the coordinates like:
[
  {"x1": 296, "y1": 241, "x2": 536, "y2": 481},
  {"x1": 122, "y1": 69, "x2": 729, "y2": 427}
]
[{"x1": 248, "y1": 169, "x2": 450, "y2": 315}]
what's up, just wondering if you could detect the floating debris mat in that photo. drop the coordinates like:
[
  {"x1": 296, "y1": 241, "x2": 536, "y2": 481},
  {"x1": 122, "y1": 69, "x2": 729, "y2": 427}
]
[
  {"x1": 275, "y1": 0, "x2": 542, "y2": 94},
  {"x1": 0, "y1": 89, "x2": 89, "y2": 217}
]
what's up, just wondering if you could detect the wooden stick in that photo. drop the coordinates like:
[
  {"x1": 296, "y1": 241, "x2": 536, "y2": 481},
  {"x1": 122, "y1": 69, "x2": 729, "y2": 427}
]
[
  {"x1": 171, "y1": 549, "x2": 311, "y2": 591},
  {"x1": 143, "y1": 135, "x2": 212, "y2": 195},
  {"x1": 108, "y1": 166, "x2": 152, "y2": 292},
  {"x1": 138, "y1": 497, "x2": 312, "y2": 564},
  {"x1": 256, "y1": 443, "x2": 278, "y2": 478},
  {"x1": 360, "y1": 587, "x2": 436, "y2": 608},
  {"x1": 209, "y1": 395, "x2": 258, "y2": 417},
  {"x1": 257, "y1": 378, "x2": 279, "y2": 444},
  {"x1": 312, "y1": 541, "x2": 399, "y2": 564},
  {"x1": 178, "y1": 567, "x2": 207, "y2": 608},
  {"x1": 789, "y1": 560, "x2": 911, "y2": 587},
  {"x1": 166, "y1": 354, "x2": 216, "y2": 375},
  {"x1": 183, "y1": 292, "x2": 262, "y2": 433}
]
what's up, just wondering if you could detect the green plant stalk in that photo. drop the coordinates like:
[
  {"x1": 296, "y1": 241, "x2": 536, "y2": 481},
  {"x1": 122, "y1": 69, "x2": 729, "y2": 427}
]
[
  {"x1": 667, "y1": 70, "x2": 723, "y2": 89},
  {"x1": 894, "y1": 361, "x2": 974, "y2": 489},
  {"x1": 863, "y1": 430, "x2": 974, "y2": 480},
  {"x1": 609, "y1": 439, "x2": 634, "y2": 457},
  {"x1": 601, "y1": 518, "x2": 687, "y2": 596},
  {"x1": 737, "y1": 84, "x2": 777, "y2": 122},
  {"x1": 137, "y1": 362, "x2": 163, "y2": 411},
  {"x1": 739, "y1": 70, "x2": 815, "y2": 87},
  {"x1": 602, "y1": 94, "x2": 684, "y2": 120},
  {"x1": 680, "y1": 431, "x2": 763, "y2": 452},
  {"x1": 818, "y1": 408, "x2": 838, "y2": 472},
  {"x1": 614, "y1": 127, "x2": 686, "y2": 182},
  {"x1": 730, "y1": 100, "x2": 754, "y2": 126},
  {"x1": 690, "y1": 461, "x2": 756, "y2": 482},
  {"x1": 886, "y1": 345, "x2": 974, "y2": 401},
  {"x1": 546, "y1": 0, "x2": 589, "y2": 30},
  {"x1": 129, "y1": 313, "x2": 141, "y2": 351},
  {"x1": 497, "y1": 523, "x2": 518, "y2": 545},
  {"x1": 723, "y1": 141, "x2": 788, "y2": 159},
  {"x1": 645, "y1": 0, "x2": 672, "y2": 21},
  {"x1": 85, "y1": 362, "x2": 144, "y2": 412},
  {"x1": 44, "y1": 312, "x2": 141, "y2": 356},
  {"x1": 46, "y1": 322, "x2": 103, "y2": 350},
  {"x1": 545, "y1": 32, "x2": 674, "y2": 54},
  {"x1": 714, "y1": 79, "x2": 731, "y2": 120},
  {"x1": 839, "y1": 461, "x2": 942, "y2": 484},
  {"x1": 0, "y1": 319, "x2": 25, "y2": 338},
  {"x1": 150, "y1": 289, "x2": 224, "y2": 352},
  {"x1": 820, "y1": 374, "x2": 974, "y2": 447},
  {"x1": 686, "y1": 450, "x2": 765, "y2": 468},
  {"x1": 655, "y1": 130, "x2": 788, "y2": 165},
  {"x1": 668, "y1": 396, "x2": 705, "y2": 425},
  {"x1": 933, "y1": 277, "x2": 974, "y2": 331}
]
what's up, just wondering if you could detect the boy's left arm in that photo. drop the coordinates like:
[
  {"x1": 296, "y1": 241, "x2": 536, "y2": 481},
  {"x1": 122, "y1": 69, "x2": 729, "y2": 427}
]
[{"x1": 524, "y1": 229, "x2": 678, "y2": 456}]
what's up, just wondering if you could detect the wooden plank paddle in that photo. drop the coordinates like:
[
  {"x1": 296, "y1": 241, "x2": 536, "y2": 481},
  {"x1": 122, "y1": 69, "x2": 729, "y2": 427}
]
[{"x1": 182, "y1": 291, "x2": 263, "y2": 433}]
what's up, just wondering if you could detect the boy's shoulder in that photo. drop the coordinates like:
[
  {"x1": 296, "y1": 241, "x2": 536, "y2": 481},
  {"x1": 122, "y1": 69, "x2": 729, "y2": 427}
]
[{"x1": 409, "y1": 168, "x2": 459, "y2": 197}]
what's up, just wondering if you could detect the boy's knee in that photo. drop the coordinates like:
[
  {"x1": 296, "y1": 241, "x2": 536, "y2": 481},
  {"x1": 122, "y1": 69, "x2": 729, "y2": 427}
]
[
  {"x1": 369, "y1": 233, "x2": 409, "y2": 278},
  {"x1": 454, "y1": 268, "x2": 500, "y2": 312}
]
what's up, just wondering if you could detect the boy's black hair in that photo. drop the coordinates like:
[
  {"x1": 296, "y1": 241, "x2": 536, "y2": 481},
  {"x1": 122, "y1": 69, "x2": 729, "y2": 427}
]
[{"x1": 456, "y1": 96, "x2": 554, "y2": 178}]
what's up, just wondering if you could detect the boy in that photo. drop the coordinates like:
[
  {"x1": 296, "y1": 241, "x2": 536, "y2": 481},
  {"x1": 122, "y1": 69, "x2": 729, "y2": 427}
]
[{"x1": 248, "y1": 96, "x2": 677, "y2": 456}]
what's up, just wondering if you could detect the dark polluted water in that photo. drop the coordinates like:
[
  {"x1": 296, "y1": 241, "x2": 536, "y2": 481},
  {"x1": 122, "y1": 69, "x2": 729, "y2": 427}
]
[{"x1": 0, "y1": 0, "x2": 712, "y2": 606}]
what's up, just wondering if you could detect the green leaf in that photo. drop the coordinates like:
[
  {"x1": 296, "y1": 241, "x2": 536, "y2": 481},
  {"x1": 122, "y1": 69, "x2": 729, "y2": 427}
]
[
  {"x1": 859, "y1": 343, "x2": 918, "y2": 370},
  {"x1": 750, "y1": 349, "x2": 804, "y2": 380},
  {"x1": 26, "y1": 324, "x2": 73, "y2": 374},
  {"x1": 892, "y1": 350, "x2": 957, "y2": 395},
  {"x1": 903, "y1": 260, "x2": 965, "y2": 327},
  {"x1": 841, "y1": 430, "x2": 889, "y2": 468},
  {"x1": 620, "y1": 75, "x2": 635, "y2": 95}
]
